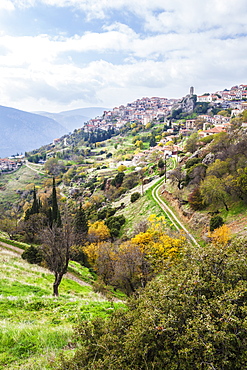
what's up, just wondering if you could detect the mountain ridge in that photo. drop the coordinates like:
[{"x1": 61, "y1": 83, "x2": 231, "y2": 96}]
[
  {"x1": 33, "y1": 107, "x2": 108, "y2": 132},
  {"x1": 0, "y1": 105, "x2": 108, "y2": 158},
  {"x1": 0, "y1": 105, "x2": 67, "y2": 158}
]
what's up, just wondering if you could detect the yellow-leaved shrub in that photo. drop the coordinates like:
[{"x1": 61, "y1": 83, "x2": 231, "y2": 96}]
[{"x1": 208, "y1": 224, "x2": 231, "y2": 247}]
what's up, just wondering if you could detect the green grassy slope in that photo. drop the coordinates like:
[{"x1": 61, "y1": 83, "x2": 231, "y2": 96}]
[
  {"x1": 114, "y1": 177, "x2": 175, "y2": 237},
  {"x1": 0, "y1": 165, "x2": 46, "y2": 208},
  {"x1": 0, "y1": 248, "x2": 124, "y2": 370}
]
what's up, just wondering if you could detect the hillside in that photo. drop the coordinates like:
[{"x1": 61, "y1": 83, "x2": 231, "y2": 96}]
[
  {"x1": 0, "y1": 244, "x2": 124, "y2": 369},
  {"x1": 1, "y1": 85, "x2": 247, "y2": 368},
  {"x1": 0, "y1": 105, "x2": 67, "y2": 158}
]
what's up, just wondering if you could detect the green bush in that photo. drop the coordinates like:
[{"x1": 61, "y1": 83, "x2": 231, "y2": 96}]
[
  {"x1": 97, "y1": 208, "x2": 108, "y2": 220},
  {"x1": 111, "y1": 172, "x2": 125, "y2": 187},
  {"x1": 185, "y1": 157, "x2": 202, "y2": 169},
  {"x1": 105, "y1": 215, "x2": 126, "y2": 238},
  {"x1": 97, "y1": 207, "x2": 117, "y2": 220},
  {"x1": 130, "y1": 192, "x2": 141, "y2": 203},
  {"x1": 210, "y1": 215, "x2": 224, "y2": 231},
  {"x1": 21, "y1": 246, "x2": 42, "y2": 265},
  {"x1": 200, "y1": 135, "x2": 214, "y2": 144},
  {"x1": 69, "y1": 245, "x2": 90, "y2": 267}
]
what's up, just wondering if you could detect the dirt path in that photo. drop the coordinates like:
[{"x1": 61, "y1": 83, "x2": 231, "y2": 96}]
[
  {"x1": 25, "y1": 161, "x2": 46, "y2": 175},
  {"x1": 0, "y1": 241, "x2": 24, "y2": 254},
  {"x1": 65, "y1": 272, "x2": 91, "y2": 286}
]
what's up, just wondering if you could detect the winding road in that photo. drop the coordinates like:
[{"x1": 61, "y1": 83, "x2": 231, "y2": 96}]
[
  {"x1": 25, "y1": 160, "x2": 46, "y2": 175},
  {"x1": 152, "y1": 179, "x2": 200, "y2": 247}
]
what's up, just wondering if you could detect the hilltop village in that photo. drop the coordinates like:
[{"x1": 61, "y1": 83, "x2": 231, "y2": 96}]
[
  {"x1": 1, "y1": 83, "x2": 247, "y2": 174},
  {"x1": 50, "y1": 83, "x2": 247, "y2": 165},
  {"x1": 84, "y1": 83, "x2": 247, "y2": 133}
]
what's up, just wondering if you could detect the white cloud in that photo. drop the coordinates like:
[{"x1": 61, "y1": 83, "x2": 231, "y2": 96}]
[
  {"x1": 0, "y1": 24, "x2": 246, "y2": 111},
  {"x1": 0, "y1": 0, "x2": 246, "y2": 112},
  {"x1": 11, "y1": 0, "x2": 247, "y2": 31},
  {"x1": 0, "y1": 0, "x2": 15, "y2": 11},
  {"x1": 12, "y1": 0, "x2": 36, "y2": 8},
  {"x1": 142, "y1": 0, "x2": 247, "y2": 35}
]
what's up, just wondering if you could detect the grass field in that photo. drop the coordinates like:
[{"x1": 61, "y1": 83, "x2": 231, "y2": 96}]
[{"x1": 0, "y1": 248, "x2": 125, "y2": 369}]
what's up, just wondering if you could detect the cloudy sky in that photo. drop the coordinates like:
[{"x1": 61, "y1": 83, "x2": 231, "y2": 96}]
[{"x1": 0, "y1": 0, "x2": 246, "y2": 113}]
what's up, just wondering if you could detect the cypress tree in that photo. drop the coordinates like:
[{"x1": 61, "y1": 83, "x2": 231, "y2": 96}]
[
  {"x1": 149, "y1": 135, "x2": 156, "y2": 147},
  {"x1": 25, "y1": 186, "x2": 40, "y2": 220},
  {"x1": 73, "y1": 204, "x2": 88, "y2": 244},
  {"x1": 51, "y1": 177, "x2": 62, "y2": 227},
  {"x1": 31, "y1": 186, "x2": 39, "y2": 214}
]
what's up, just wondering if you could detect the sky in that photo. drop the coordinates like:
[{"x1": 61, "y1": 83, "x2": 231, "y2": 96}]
[{"x1": 0, "y1": 0, "x2": 246, "y2": 113}]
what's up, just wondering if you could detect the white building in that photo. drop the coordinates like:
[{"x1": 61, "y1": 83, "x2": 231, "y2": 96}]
[{"x1": 197, "y1": 95, "x2": 213, "y2": 103}]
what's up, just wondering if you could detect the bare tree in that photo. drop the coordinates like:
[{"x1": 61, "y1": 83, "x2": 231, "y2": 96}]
[
  {"x1": 113, "y1": 242, "x2": 151, "y2": 295},
  {"x1": 168, "y1": 166, "x2": 186, "y2": 189},
  {"x1": 40, "y1": 221, "x2": 73, "y2": 296},
  {"x1": 133, "y1": 220, "x2": 149, "y2": 236}
]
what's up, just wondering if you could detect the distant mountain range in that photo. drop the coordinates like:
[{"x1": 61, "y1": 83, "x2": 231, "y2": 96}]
[
  {"x1": 34, "y1": 107, "x2": 107, "y2": 132},
  {"x1": 0, "y1": 106, "x2": 108, "y2": 158}
]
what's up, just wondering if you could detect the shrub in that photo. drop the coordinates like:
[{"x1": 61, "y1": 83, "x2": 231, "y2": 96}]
[
  {"x1": 97, "y1": 208, "x2": 108, "y2": 220},
  {"x1": 21, "y1": 246, "x2": 43, "y2": 265},
  {"x1": 188, "y1": 188, "x2": 206, "y2": 211},
  {"x1": 200, "y1": 135, "x2": 214, "y2": 144},
  {"x1": 210, "y1": 215, "x2": 224, "y2": 231},
  {"x1": 111, "y1": 172, "x2": 125, "y2": 187},
  {"x1": 56, "y1": 240, "x2": 247, "y2": 370},
  {"x1": 131, "y1": 192, "x2": 141, "y2": 203},
  {"x1": 185, "y1": 157, "x2": 202, "y2": 169},
  {"x1": 158, "y1": 158, "x2": 165, "y2": 169},
  {"x1": 70, "y1": 245, "x2": 90, "y2": 267},
  {"x1": 105, "y1": 215, "x2": 126, "y2": 238},
  {"x1": 208, "y1": 224, "x2": 231, "y2": 247},
  {"x1": 122, "y1": 172, "x2": 139, "y2": 190},
  {"x1": 97, "y1": 207, "x2": 117, "y2": 220}
]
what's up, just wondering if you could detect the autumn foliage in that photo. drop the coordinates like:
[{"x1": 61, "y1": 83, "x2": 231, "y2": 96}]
[
  {"x1": 83, "y1": 215, "x2": 186, "y2": 294},
  {"x1": 208, "y1": 224, "x2": 231, "y2": 247},
  {"x1": 87, "y1": 220, "x2": 111, "y2": 243}
]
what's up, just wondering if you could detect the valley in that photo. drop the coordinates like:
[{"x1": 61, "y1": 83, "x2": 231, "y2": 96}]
[{"x1": 1, "y1": 83, "x2": 247, "y2": 368}]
